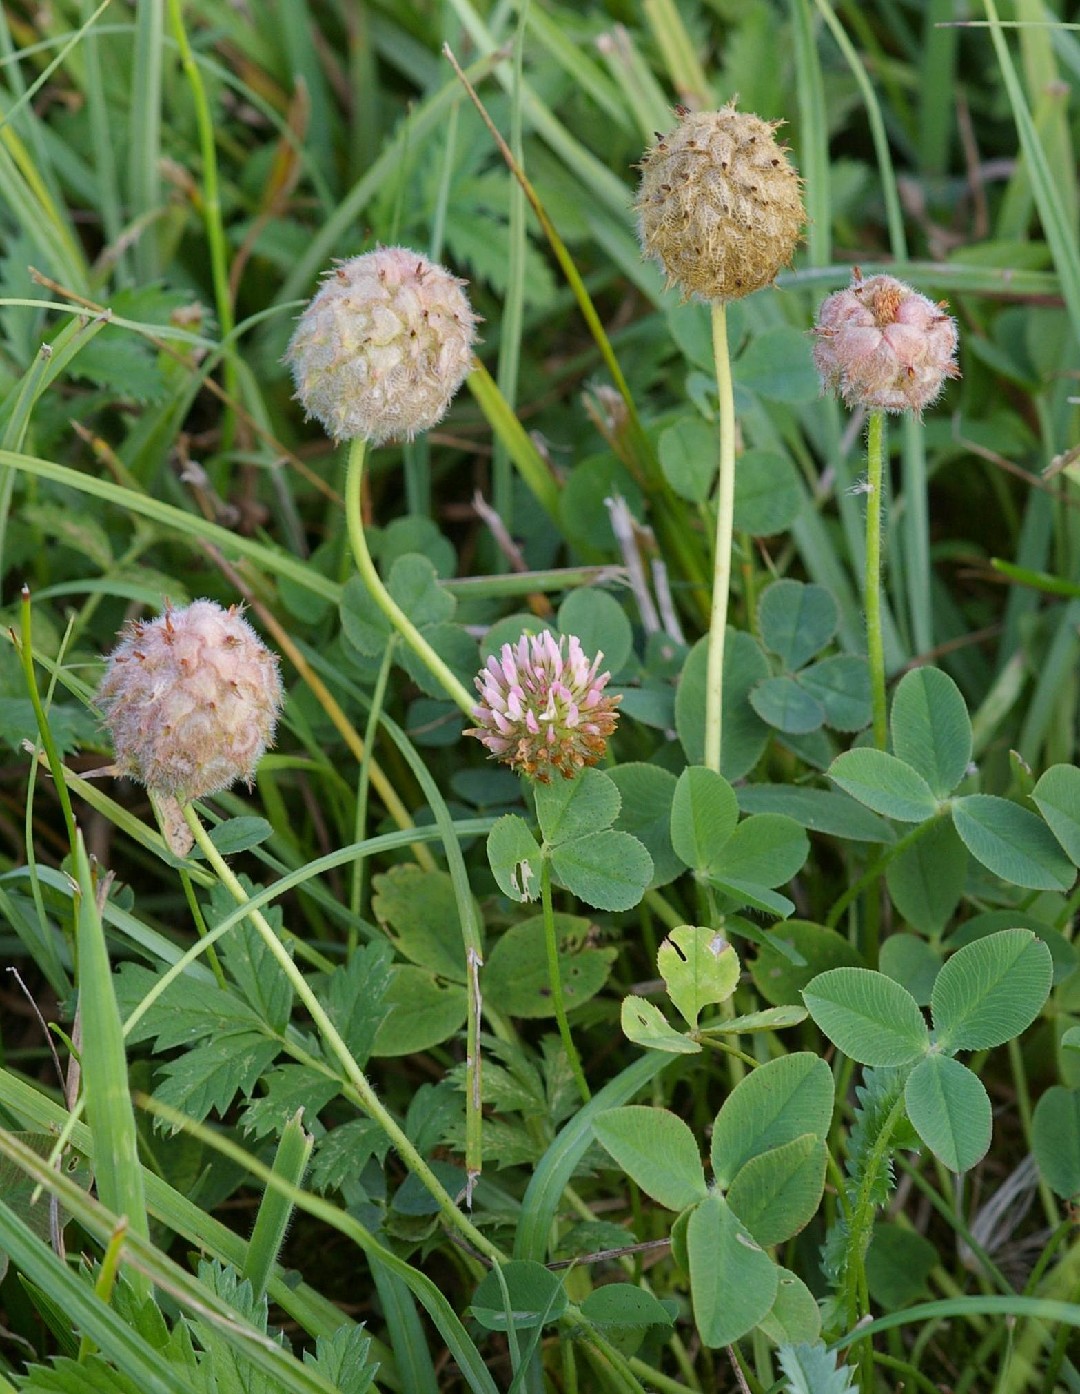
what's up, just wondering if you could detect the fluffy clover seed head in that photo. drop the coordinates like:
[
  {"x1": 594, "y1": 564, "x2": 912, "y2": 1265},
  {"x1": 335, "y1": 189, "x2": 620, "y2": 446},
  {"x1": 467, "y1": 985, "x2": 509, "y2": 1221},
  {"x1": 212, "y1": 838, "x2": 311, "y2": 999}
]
[
  {"x1": 813, "y1": 272, "x2": 960, "y2": 413},
  {"x1": 285, "y1": 246, "x2": 479, "y2": 445},
  {"x1": 465, "y1": 631, "x2": 621, "y2": 782},
  {"x1": 636, "y1": 104, "x2": 805, "y2": 302},
  {"x1": 96, "y1": 600, "x2": 284, "y2": 801}
]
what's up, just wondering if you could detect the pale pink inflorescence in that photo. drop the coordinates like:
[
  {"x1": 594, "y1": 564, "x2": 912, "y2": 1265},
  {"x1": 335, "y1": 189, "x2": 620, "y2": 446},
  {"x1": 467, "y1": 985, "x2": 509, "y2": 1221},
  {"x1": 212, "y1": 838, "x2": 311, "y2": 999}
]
[
  {"x1": 813, "y1": 272, "x2": 960, "y2": 413},
  {"x1": 285, "y1": 246, "x2": 479, "y2": 445},
  {"x1": 465, "y1": 631, "x2": 621, "y2": 781},
  {"x1": 636, "y1": 104, "x2": 805, "y2": 302},
  {"x1": 96, "y1": 600, "x2": 284, "y2": 800}
]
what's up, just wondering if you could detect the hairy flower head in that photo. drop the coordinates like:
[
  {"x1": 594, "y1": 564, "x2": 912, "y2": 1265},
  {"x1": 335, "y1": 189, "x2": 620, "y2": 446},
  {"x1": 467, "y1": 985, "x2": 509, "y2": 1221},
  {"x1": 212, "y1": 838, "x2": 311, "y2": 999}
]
[
  {"x1": 465, "y1": 631, "x2": 621, "y2": 781},
  {"x1": 636, "y1": 104, "x2": 805, "y2": 302},
  {"x1": 813, "y1": 272, "x2": 960, "y2": 413},
  {"x1": 285, "y1": 246, "x2": 479, "y2": 445},
  {"x1": 96, "y1": 600, "x2": 284, "y2": 800}
]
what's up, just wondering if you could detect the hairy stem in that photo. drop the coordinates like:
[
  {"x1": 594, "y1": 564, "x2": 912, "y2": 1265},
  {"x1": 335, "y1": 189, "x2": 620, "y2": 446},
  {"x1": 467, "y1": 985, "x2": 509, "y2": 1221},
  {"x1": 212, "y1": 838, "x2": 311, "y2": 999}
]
[{"x1": 865, "y1": 409, "x2": 888, "y2": 749}]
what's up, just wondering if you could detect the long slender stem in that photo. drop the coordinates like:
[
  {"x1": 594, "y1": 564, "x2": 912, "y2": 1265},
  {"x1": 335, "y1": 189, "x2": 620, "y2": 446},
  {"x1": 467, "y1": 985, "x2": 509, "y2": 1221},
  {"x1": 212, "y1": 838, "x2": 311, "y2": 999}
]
[
  {"x1": 541, "y1": 860, "x2": 590, "y2": 1104},
  {"x1": 345, "y1": 437, "x2": 475, "y2": 714},
  {"x1": 704, "y1": 301, "x2": 737, "y2": 774},
  {"x1": 181, "y1": 802, "x2": 503, "y2": 1264},
  {"x1": 865, "y1": 409, "x2": 889, "y2": 749}
]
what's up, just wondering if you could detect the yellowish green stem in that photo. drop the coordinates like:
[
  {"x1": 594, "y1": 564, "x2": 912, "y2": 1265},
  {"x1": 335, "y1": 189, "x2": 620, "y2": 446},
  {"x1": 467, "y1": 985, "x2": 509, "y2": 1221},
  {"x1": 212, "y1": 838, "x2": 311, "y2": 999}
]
[
  {"x1": 704, "y1": 301, "x2": 737, "y2": 774},
  {"x1": 865, "y1": 410, "x2": 888, "y2": 749},
  {"x1": 345, "y1": 437, "x2": 475, "y2": 715},
  {"x1": 181, "y1": 802, "x2": 501, "y2": 1263}
]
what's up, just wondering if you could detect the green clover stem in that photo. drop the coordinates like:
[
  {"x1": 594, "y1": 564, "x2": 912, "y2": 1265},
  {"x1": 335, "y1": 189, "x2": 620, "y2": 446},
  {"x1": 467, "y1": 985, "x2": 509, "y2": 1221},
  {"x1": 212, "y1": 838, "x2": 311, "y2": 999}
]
[
  {"x1": 345, "y1": 436, "x2": 475, "y2": 716},
  {"x1": 865, "y1": 409, "x2": 888, "y2": 749},
  {"x1": 541, "y1": 858, "x2": 590, "y2": 1104},
  {"x1": 704, "y1": 301, "x2": 738, "y2": 774},
  {"x1": 181, "y1": 801, "x2": 503, "y2": 1263}
]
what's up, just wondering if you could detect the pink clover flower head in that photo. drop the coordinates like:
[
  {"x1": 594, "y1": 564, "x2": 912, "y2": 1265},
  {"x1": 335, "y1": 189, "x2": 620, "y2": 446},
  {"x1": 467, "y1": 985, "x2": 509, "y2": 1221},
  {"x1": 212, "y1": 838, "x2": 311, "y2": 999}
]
[
  {"x1": 285, "y1": 246, "x2": 479, "y2": 445},
  {"x1": 465, "y1": 630, "x2": 621, "y2": 781},
  {"x1": 96, "y1": 599, "x2": 284, "y2": 801},
  {"x1": 812, "y1": 271, "x2": 960, "y2": 413}
]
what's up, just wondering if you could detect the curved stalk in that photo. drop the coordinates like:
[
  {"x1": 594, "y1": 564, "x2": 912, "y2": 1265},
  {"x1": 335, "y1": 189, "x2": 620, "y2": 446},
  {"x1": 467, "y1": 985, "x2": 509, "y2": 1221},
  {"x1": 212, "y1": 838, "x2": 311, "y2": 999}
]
[
  {"x1": 345, "y1": 437, "x2": 475, "y2": 715},
  {"x1": 181, "y1": 802, "x2": 502, "y2": 1264}
]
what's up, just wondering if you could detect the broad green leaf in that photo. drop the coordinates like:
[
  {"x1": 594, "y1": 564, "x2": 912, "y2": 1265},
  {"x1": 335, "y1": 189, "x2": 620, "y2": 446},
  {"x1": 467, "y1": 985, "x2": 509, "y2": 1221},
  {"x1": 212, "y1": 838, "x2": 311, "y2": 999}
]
[
  {"x1": 303, "y1": 1325, "x2": 379, "y2": 1394},
  {"x1": 154, "y1": 1032, "x2": 280, "y2": 1126},
  {"x1": 535, "y1": 766, "x2": 620, "y2": 846},
  {"x1": 751, "y1": 921, "x2": 862, "y2": 1008},
  {"x1": 737, "y1": 784, "x2": 894, "y2": 842},
  {"x1": 890, "y1": 667, "x2": 972, "y2": 797},
  {"x1": 714, "y1": 814, "x2": 809, "y2": 888},
  {"x1": 732, "y1": 449, "x2": 801, "y2": 536},
  {"x1": 946, "y1": 910, "x2": 1078, "y2": 985},
  {"x1": 486, "y1": 815, "x2": 541, "y2": 902},
  {"x1": 829, "y1": 749, "x2": 940, "y2": 823},
  {"x1": 658, "y1": 414, "x2": 715, "y2": 504},
  {"x1": 797, "y1": 655, "x2": 872, "y2": 733},
  {"x1": 325, "y1": 941, "x2": 392, "y2": 1066},
  {"x1": 470, "y1": 1260, "x2": 567, "y2": 1331},
  {"x1": 757, "y1": 580, "x2": 839, "y2": 671},
  {"x1": 340, "y1": 573, "x2": 390, "y2": 655},
  {"x1": 486, "y1": 914, "x2": 616, "y2": 1018},
  {"x1": 749, "y1": 675, "x2": 825, "y2": 734},
  {"x1": 1032, "y1": 764, "x2": 1080, "y2": 866},
  {"x1": 114, "y1": 962, "x2": 259, "y2": 1052},
  {"x1": 932, "y1": 928, "x2": 1053, "y2": 1051},
  {"x1": 879, "y1": 934, "x2": 941, "y2": 1007},
  {"x1": 620, "y1": 996, "x2": 701, "y2": 1054},
  {"x1": 579, "y1": 1284, "x2": 674, "y2": 1352},
  {"x1": 726, "y1": 1133, "x2": 826, "y2": 1246},
  {"x1": 210, "y1": 883, "x2": 294, "y2": 1034},
  {"x1": 609, "y1": 763, "x2": 682, "y2": 888},
  {"x1": 657, "y1": 925, "x2": 740, "y2": 1028},
  {"x1": 802, "y1": 968, "x2": 929, "y2": 1067},
  {"x1": 710, "y1": 1053, "x2": 834, "y2": 1186},
  {"x1": 18, "y1": 1355, "x2": 146, "y2": 1394},
  {"x1": 397, "y1": 622, "x2": 478, "y2": 699},
  {"x1": 387, "y1": 554, "x2": 456, "y2": 627},
  {"x1": 239, "y1": 1065, "x2": 341, "y2": 1140},
  {"x1": 380, "y1": 514, "x2": 456, "y2": 578},
  {"x1": 686, "y1": 1191, "x2": 777, "y2": 1347},
  {"x1": 734, "y1": 325, "x2": 819, "y2": 404},
  {"x1": 675, "y1": 632, "x2": 770, "y2": 779},
  {"x1": 697, "y1": 1006, "x2": 808, "y2": 1035},
  {"x1": 885, "y1": 816, "x2": 968, "y2": 935},
  {"x1": 206, "y1": 817, "x2": 273, "y2": 856},
  {"x1": 480, "y1": 614, "x2": 555, "y2": 658},
  {"x1": 372, "y1": 865, "x2": 471, "y2": 982},
  {"x1": 757, "y1": 1267, "x2": 821, "y2": 1346},
  {"x1": 951, "y1": 795, "x2": 1075, "y2": 891},
  {"x1": 549, "y1": 830, "x2": 653, "y2": 911},
  {"x1": 556, "y1": 589, "x2": 633, "y2": 677},
  {"x1": 593, "y1": 1107, "x2": 707, "y2": 1210},
  {"x1": 706, "y1": 876, "x2": 795, "y2": 919},
  {"x1": 904, "y1": 1054, "x2": 991, "y2": 1172},
  {"x1": 865, "y1": 1224, "x2": 938, "y2": 1310},
  {"x1": 370, "y1": 966, "x2": 466, "y2": 1057},
  {"x1": 1032, "y1": 1086, "x2": 1080, "y2": 1198},
  {"x1": 670, "y1": 766, "x2": 738, "y2": 873}
]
